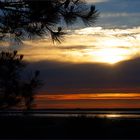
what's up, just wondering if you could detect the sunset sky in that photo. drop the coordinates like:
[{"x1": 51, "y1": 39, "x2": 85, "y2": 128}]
[{"x1": 2, "y1": 0, "x2": 140, "y2": 109}]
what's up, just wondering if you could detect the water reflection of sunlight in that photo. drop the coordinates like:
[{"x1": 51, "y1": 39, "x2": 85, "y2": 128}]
[
  {"x1": 98, "y1": 114, "x2": 140, "y2": 119},
  {"x1": 105, "y1": 114, "x2": 122, "y2": 118}
]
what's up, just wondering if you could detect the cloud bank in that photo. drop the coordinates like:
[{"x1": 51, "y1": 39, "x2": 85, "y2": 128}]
[{"x1": 19, "y1": 27, "x2": 140, "y2": 65}]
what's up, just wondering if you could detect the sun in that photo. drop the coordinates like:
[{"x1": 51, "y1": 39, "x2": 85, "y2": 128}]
[
  {"x1": 94, "y1": 49, "x2": 124, "y2": 64},
  {"x1": 90, "y1": 47, "x2": 131, "y2": 64}
]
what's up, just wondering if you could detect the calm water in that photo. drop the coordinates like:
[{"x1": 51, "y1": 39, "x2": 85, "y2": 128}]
[
  {"x1": 1, "y1": 110, "x2": 140, "y2": 119},
  {"x1": 33, "y1": 110, "x2": 140, "y2": 119}
]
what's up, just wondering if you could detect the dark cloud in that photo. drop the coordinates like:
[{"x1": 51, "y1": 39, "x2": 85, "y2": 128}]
[{"x1": 25, "y1": 57, "x2": 140, "y2": 94}]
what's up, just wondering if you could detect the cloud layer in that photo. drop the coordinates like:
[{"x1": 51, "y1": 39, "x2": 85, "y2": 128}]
[{"x1": 19, "y1": 27, "x2": 140, "y2": 65}]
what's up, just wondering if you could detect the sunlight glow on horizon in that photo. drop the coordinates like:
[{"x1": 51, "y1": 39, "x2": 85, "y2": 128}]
[
  {"x1": 36, "y1": 93, "x2": 140, "y2": 100},
  {"x1": 34, "y1": 93, "x2": 140, "y2": 109}
]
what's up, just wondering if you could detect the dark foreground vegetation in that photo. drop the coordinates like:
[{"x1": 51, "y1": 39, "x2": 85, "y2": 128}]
[{"x1": 0, "y1": 115, "x2": 140, "y2": 139}]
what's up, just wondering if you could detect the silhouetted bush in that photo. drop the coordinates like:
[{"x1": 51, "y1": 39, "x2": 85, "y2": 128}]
[{"x1": 0, "y1": 50, "x2": 40, "y2": 109}]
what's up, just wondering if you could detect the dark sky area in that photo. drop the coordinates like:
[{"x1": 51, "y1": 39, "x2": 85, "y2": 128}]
[{"x1": 28, "y1": 57, "x2": 140, "y2": 94}]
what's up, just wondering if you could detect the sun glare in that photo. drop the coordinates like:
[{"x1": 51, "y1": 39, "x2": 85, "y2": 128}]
[{"x1": 90, "y1": 48, "x2": 131, "y2": 64}]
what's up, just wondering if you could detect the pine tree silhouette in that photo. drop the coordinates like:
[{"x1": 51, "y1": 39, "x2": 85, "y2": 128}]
[
  {"x1": 0, "y1": 51, "x2": 40, "y2": 109},
  {"x1": 0, "y1": 0, "x2": 99, "y2": 43}
]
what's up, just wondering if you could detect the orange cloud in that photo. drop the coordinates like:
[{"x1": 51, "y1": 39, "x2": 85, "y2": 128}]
[
  {"x1": 34, "y1": 93, "x2": 140, "y2": 109},
  {"x1": 36, "y1": 93, "x2": 140, "y2": 100}
]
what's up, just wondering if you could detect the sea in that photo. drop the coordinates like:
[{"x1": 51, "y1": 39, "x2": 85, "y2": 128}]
[{"x1": 1, "y1": 109, "x2": 140, "y2": 119}]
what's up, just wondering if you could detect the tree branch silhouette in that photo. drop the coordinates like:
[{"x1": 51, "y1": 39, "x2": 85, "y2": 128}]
[{"x1": 0, "y1": 0, "x2": 99, "y2": 43}]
